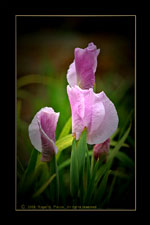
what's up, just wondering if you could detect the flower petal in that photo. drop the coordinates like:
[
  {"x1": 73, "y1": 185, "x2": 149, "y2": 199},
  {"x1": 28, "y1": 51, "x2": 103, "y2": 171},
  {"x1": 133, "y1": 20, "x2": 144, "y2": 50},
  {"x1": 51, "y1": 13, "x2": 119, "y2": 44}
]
[
  {"x1": 93, "y1": 138, "x2": 110, "y2": 160},
  {"x1": 67, "y1": 85, "x2": 86, "y2": 139},
  {"x1": 28, "y1": 107, "x2": 60, "y2": 157},
  {"x1": 87, "y1": 92, "x2": 119, "y2": 144},
  {"x1": 75, "y1": 42, "x2": 100, "y2": 89},
  {"x1": 37, "y1": 107, "x2": 59, "y2": 142},
  {"x1": 66, "y1": 61, "x2": 77, "y2": 87},
  {"x1": 37, "y1": 119, "x2": 58, "y2": 162},
  {"x1": 67, "y1": 86, "x2": 118, "y2": 145},
  {"x1": 28, "y1": 113, "x2": 42, "y2": 152}
]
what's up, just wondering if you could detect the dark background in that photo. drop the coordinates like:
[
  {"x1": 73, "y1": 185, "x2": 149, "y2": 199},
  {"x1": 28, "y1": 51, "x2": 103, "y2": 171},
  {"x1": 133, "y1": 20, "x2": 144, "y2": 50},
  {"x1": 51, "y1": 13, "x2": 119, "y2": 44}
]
[
  {"x1": 5, "y1": 12, "x2": 146, "y2": 216},
  {"x1": 2, "y1": 5, "x2": 145, "y2": 218}
]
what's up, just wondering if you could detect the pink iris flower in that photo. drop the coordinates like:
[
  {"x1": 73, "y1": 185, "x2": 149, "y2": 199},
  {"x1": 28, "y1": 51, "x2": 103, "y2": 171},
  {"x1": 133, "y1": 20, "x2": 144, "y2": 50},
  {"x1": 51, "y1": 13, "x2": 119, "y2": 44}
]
[
  {"x1": 28, "y1": 107, "x2": 60, "y2": 162},
  {"x1": 67, "y1": 85, "x2": 118, "y2": 145},
  {"x1": 93, "y1": 138, "x2": 110, "y2": 160},
  {"x1": 67, "y1": 42, "x2": 100, "y2": 89}
]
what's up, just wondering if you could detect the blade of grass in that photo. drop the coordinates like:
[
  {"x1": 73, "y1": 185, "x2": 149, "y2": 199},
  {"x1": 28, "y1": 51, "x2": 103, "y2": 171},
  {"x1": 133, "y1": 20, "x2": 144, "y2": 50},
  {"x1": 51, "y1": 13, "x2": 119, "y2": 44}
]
[
  {"x1": 84, "y1": 157, "x2": 105, "y2": 205},
  {"x1": 110, "y1": 128, "x2": 120, "y2": 141},
  {"x1": 17, "y1": 157, "x2": 25, "y2": 173},
  {"x1": 58, "y1": 150, "x2": 93, "y2": 173},
  {"x1": 32, "y1": 173, "x2": 56, "y2": 198},
  {"x1": 94, "y1": 169, "x2": 111, "y2": 206},
  {"x1": 110, "y1": 140, "x2": 129, "y2": 148},
  {"x1": 110, "y1": 170, "x2": 130, "y2": 179},
  {"x1": 118, "y1": 109, "x2": 133, "y2": 140},
  {"x1": 105, "y1": 173, "x2": 117, "y2": 203},
  {"x1": 86, "y1": 147, "x2": 91, "y2": 191},
  {"x1": 58, "y1": 117, "x2": 72, "y2": 139},
  {"x1": 77, "y1": 129, "x2": 88, "y2": 204},
  {"x1": 108, "y1": 124, "x2": 132, "y2": 163},
  {"x1": 56, "y1": 134, "x2": 73, "y2": 160},
  {"x1": 115, "y1": 151, "x2": 134, "y2": 168},
  {"x1": 24, "y1": 149, "x2": 38, "y2": 176},
  {"x1": 19, "y1": 149, "x2": 38, "y2": 192},
  {"x1": 47, "y1": 154, "x2": 59, "y2": 204},
  {"x1": 58, "y1": 158, "x2": 71, "y2": 171},
  {"x1": 70, "y1": 138, "x2": 79, "y2": 199}
]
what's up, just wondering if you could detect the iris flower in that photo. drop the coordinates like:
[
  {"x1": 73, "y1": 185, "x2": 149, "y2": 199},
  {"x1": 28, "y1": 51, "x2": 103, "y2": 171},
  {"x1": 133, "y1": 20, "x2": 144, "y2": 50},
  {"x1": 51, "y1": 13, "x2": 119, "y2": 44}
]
[
  {"x1": 67, "y1": 85, "x2": 118, "y2": 145},
  {"x1": 28, "y1": 107, "x2": 60, "y2": 162},
  {"x1": 67, "y1": 42, "x2": 100, "y2": 89}
]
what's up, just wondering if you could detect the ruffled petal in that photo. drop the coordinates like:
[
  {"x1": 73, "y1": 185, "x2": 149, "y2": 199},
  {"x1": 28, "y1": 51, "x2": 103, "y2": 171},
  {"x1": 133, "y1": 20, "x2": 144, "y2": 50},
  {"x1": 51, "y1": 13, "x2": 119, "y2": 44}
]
[
  {"x1": 67, "y1": 86, "x2": 118, "y2": 145},
  {"x1": 87, "y1": 92, "x2": 119, "y2": 144}
]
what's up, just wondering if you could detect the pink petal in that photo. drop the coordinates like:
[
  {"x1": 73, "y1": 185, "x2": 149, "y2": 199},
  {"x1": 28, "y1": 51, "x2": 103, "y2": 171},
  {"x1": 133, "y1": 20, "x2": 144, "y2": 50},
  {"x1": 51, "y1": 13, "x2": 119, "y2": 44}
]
[
  {"x1": 93, "y1": 138, "x2": 110, "y2": 160},
  {"x1": 28, "y1": 107, "x2": 59, "y2": 161},
  {"x1": 75, "y1": 42, "x2": 100, "y2": 89},
  {"x1": 28, "y1": 113, "x2": 42, "y2": 152},
  {"x1": 67, "y1": 85, "x2": 86, "y2": 139},
  {"x1": 67, "y1": 85, "x2": 105, "y2": 141},
  {"x1": 87, "y1": 92, "x2": 119, "y2": 144},
  {"x1": 66, "y1": 42, "x2": 100, "y2": 89},
  {"x1": 37, "y1": 107, "x2": 59, "y2": 142},
  {"x1": 67, "y1": 86, "x2": 118, "y2": 145},
  {"x1": 66, "y1": 61, "x2": 77, "y2": 87},
  {"x1": 37, "y1": 119, "x2": 58, "y2": 162}
]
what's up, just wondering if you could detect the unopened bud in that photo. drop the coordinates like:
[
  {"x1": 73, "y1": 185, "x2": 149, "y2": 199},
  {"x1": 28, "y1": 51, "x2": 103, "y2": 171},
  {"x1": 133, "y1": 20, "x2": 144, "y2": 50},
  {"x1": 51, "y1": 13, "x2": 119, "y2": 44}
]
[{"x1": 93, "y1": 138, "x2": 110, "y2": 161}]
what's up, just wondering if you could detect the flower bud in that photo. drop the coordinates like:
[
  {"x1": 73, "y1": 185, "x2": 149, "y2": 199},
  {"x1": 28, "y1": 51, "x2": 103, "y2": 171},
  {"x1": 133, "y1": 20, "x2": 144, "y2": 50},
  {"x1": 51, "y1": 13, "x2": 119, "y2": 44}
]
[{"x1": 93, "y1": 138, "x2": 110, "y2": 161}]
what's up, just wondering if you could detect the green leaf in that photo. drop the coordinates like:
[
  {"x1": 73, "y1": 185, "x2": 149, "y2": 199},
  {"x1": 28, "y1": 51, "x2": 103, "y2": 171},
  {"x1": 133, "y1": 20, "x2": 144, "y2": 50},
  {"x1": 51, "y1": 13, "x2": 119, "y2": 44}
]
[
  {"x1": 19, "y1": 149, "x2": 38, "y2": 192},
  {"x1": 95, "y1": 169, "x2": 111, "y2": 205},
  {"x1": 17, "y1": 74, "x2": 54, "y2": 89},
  {"x1": 115, "y1": 151, "x2": 134, "y2": 168},
  {"x1": 108, "y1": 124, "x2": 132, "y2": 163},
  {"x1": 84, "y1": 157, "x2": 105, "y2": 205},
  {"x1": 95, "y1": 162, "x2": 108, "y2": 187},
  {"x1": 56, "y1": 134, "x2": 73, "y2": 160},
  {"x1": 119, "y1": 109, "x2": 134, "y2": 139},
  {"x1": 70, "y1": 138, "x2": 79, "y2": 198},
  {"x1": 47, "y1": 154, "x2": 59, "y2": 204},
  {"x1": 58, "y1": 117, "x2": 72, "y2": 139},
  {"x1": 85, "y1": 146, "x2": 91, "y2": 191},
  {"x1": 110, "y1": 140, "x2": 129, "y2": 148},
  {"x1": 110, "y1": 170, "x2": 130, "y2": 179},
  {"x1": 17, "y1": 157, "x2": 25, "y2": 173},
  {"x1": 77, "y1": 129, "x2": 88, "y2": 203},
  {"x1": 32, "y1": 173, "x2": 56, "y2": 198},
  {"x1": 25, "y1": 149, "x2": 38, "y2": 176},
  {"x1": 77, "y1": 129, "x2": 87, "y2": 178},
  {"x1": 90, "y1": 153, "x2": 94, "y2": 175},
  {"x1": 110, "y1": 128, "x2": 120, "y2": 141},
  {"x1": 58, "y1": 158, "x2": 71, "y2": 172},
  {"x1": 106, "y1": 174, "x2": 117, "y2": 202}
]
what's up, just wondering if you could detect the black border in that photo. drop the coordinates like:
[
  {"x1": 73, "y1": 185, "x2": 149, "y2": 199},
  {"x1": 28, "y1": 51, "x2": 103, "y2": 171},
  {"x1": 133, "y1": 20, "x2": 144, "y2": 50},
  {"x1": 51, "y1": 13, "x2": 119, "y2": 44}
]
[{"x1": 5, "y1": 7, "x2": 145, "y2": 219}]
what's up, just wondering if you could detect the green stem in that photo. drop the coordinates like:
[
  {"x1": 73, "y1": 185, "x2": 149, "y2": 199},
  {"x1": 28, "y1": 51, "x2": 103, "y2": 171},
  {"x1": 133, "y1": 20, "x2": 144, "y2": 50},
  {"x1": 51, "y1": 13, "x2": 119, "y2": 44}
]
[
  {"x1": 90, "y1": 152, "x2": 94, "y2": 175},
  {"x1": 47, "y1": 154, "x2": 59, "y2": 205},
  {"x1": 54, "y1": 154, "x2": 59, "y2": 204}
]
